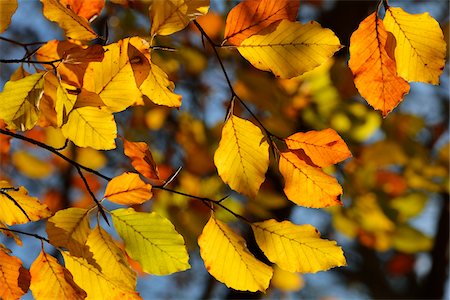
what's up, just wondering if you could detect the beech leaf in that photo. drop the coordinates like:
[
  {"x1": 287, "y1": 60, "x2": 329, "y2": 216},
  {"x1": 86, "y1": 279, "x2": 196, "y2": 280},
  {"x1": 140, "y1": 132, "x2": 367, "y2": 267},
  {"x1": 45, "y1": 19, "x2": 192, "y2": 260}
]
[
  {"x1": 104, "y1": 172, "x2": 152, "y2": 205},
  {"x1": 0, "y1": 0, "x2": 17, "y2": 33},
  {"x1": 123, "y1": 139, "x2": 160, "y2": 181},
  {"x1": 0, "y1": 248, "x2": 30, "y2": 300}
]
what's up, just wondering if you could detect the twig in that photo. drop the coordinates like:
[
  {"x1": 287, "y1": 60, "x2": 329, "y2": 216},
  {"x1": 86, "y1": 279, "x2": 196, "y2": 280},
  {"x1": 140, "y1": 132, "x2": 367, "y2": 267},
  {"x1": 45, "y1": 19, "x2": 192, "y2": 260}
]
[{"x1": 0, "y1": 227, "x2": 50, "y2": 243}]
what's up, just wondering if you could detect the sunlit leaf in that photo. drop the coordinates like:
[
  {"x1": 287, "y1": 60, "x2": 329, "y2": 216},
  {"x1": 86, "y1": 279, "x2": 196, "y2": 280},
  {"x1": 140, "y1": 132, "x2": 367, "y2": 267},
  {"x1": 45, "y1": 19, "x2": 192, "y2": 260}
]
[
  {"x1": 40, "y1": 0, "x2": 97, "y2": 41},
  {"x1": 349, "y1": 12, "x2": 410, "y2": 116},
  {"x1": 279, "y1": 151, "x2": 343, "y2": 208},
  {"x1": 111, "y1": 208, "x2": 190, "y2": 275},
  {"x1": 61, "y1": 0, "x2": 104, "y2": 20},
  {"x1": 383, "y1": 7, "x2": 446, "y2": 84},
  {"x1": 56, "y1": 81, "x2": 78, "y2": 126},
  {"x1": 224, "y1": 0, "x2": 299, "y2": 45},
  {"x1": 0, "y1": 247, "x2": 30, "y2": 300},
  {"x1": 61, "y1": 106, "x2": 116, "y2": 150},
  {"x1": 285, "y1": 128, "x2": 351, "y2": 167},
  {"x1": 238, "y1": 20, "x2": 341, "y2": 78},
  {"x1": 252, "y1": 219, "x2": 346, "y2": 273},
  {"x1": 0, "y1": 0, "x2": 17, "y2": 33},
  {"x1": 30, "y1": 250, "x2": 87, "y2": 300},
  {"x1": 0, "y1": 73, "x2": 44, "y2": 131},
  {"x1": 150, "y1": 0, "x2": 209, "y2": 36},
  {"x1": 62, "y1": 252, "x2": 140, "y2": 299},
  {"x1": 86, "y1": 226, "x2": 137, "y2": 290},
  {"x1": 0, "y1": 181, "x2": 51, "y2": 225},
  {"x1": 104, "y1": 172, "x2": 152, "y2": 205},
  {"x1": 198, "y1": 215, "x2": 273, "y2": 292},
  {"x1": 214, "y1": 114, "x2": 269, "y2": 198},
  {"x1": 123, "y1": 139, "x2": 160, "y2": 181}
]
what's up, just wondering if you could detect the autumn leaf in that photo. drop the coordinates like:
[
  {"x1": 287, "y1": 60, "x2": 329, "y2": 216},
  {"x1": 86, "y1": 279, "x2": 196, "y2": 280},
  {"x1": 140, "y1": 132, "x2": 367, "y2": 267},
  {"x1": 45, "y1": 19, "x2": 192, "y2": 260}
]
[
  {"x1": 104, "y1": 172, "x2": 152, "y2": 205},
  {"x1": 12, "y1": 150, "x2": 53, "y2": 179},
  {"x1": 252, "y1": 219, "x2": 346, "y2": 273},
  {"x1": 150, "y1": 0, "x2": 209, "y2": 36},
  {"x1": 0, "y1": 221, "x2": 22, "y2": 246},
  {"x1": 30, "y1": 250, "x2": 87, "y2": 300},
  {"x1": 0, "y1": 0, "x2": 17, "y2": 33},
  {"x1": 271, "y1": 266, "x2": 304, "y2": 292},
  {"x1": 285, "y1": 128, "x2": 352, "y2": 167},
  {"x1": 40, "y1": 0, "x2": 97, "y2": 41},
  {"x1": 86, "y1": 226, "x2": 137, "y2": 290},
  {"x1": 0, "y1": 248, "x2": 30, "y2": 300},
  {"x1": 349, "y1": 12, "x2": 410, "y2": 117},
  {"x1": 238, "y1": 20, "x2": 341, "y2": 78},
  {"x1": 224, "y1": 0, "x2": 300, "y2": 45},
  {"x1": 62, "y1": 252, "x2": 140, "y2": 299},
  {"x1": 55, "y1": 81, "x2": 78, "y2": 126},
  {"x1": 383, "y1": 7, "x2": 446, "y2": 84},
  {"x1": 0, "y1": 181, "x2": 51, "y2": 225},
  {"x1": 61, "y1": 0, "x2": 104, "y2": 20},
  {"x1": 0, "y1": 73, "x2": 45, "y2": 131},
  {"x1": 61, "y1": 106, "x2": 117, "y2": 150},
  {"x1": 278, "y1": 151, "x2": 343, "y2": 208},
  {"x1": 198, "y1": 215, "x2": 273, "y2": 292},
  {"x1": 214, "y1": 114, "x2": 269, "y2": 198},
  {"x1": 111, "y1": 208, "x2": 190, "y2": 275},
  {"x1": 123, "y1": 139, "x2": 160, "y2": 181}
]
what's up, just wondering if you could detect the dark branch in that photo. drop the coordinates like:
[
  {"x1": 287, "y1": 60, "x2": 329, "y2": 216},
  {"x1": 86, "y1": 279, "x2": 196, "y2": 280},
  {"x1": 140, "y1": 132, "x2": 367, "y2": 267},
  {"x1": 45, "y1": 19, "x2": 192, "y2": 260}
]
[{"x1": 0, "y1": 227, "x2": 50, "y2": 243}]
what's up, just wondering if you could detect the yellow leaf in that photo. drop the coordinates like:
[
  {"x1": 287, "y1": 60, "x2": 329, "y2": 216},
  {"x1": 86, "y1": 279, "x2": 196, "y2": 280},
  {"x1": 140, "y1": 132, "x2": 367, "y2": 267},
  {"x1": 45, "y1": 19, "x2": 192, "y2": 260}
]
[
  {"x1": 104, "y1": 172, "x2": 152, "y2": 205},
  {"x1": 75, "y1": 147, "x2": 107, "y2": 170},
  {"x1": 62, "y1": 252, "x2": 140, "y2": 300},
  {"x1": 12, "y1": 150, "x2": 52, "y2": 179},
  {"x1": 198, "y1": 215, "x2": 273, "y2": 292},
  {"x1": 349, "y1": 12, "x2": 410, "y2": 116},
  {"x1": 46, "y1": 208, "x2": 92, "y2": 258},
  {"x1": 30, "y1": 250, "x2": 87, "y2": 300},
  {"x1": 383, "y1": 7, "x2": 446, "y2": 84},
  {"x1": 279, "y1": 151, "x2": 343, "y2": 208},
  {"x1": 0, "y1": 248, "x2": 30, "y2": 300},
  {"x1": 61, "y1": 106, "x2": 117, "y2": 150},
  {"x1": 0, "y1": 0, "x2": 17, "y2": 33},
  {"x1": 0, "y1": 73, "x2": 44, "y2": 131},
  {"x1": 56, "y1": 81, "x2": 78, "y2": 126},
  {"x1": 111, "y1": 208, "x2": 190, "y2": 275},
  {"x1": 40, "y1": 0, "x2": 97, "y2": 41},
  {"x1": 392, "y1": 225, "x2": 432, "y2": 253},
  {"x1": 238, "y1": 20, "x2": 341, "y2": 78},
  {"x1": 0, "y1": 181, "x2": 51, "y2": 225},
  {"x1": 150, "y1": 0, "x2": 209, "y2": 36},
  {"x1": 270, "y1": 265, "x2": 304, "y2": 292},
  {"x1": 285, "y1": 128, "x2": 352, "y2": 167},
  {"x1": 252, "y1": 219, "x2": 346, "y2": 273},
  {"x1": 86, "y1": 226, "x2": 137, "y2": 291},
  {"x1": 214, "y1": 115, "x2": 269, "y2": 198}
]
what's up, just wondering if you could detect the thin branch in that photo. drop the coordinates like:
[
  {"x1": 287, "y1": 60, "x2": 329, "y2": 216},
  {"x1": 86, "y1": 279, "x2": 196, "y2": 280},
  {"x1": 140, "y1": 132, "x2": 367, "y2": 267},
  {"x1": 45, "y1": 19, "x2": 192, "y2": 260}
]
[
  {"x1": 0, "y1": 227, "x2": 50, "y2": 243},
  {"x1": 0, "y1": 58, "x2": 62, "y2": 66},
  {"x1": 0, "y1": 36, "x2": 46, "y2": 47}
]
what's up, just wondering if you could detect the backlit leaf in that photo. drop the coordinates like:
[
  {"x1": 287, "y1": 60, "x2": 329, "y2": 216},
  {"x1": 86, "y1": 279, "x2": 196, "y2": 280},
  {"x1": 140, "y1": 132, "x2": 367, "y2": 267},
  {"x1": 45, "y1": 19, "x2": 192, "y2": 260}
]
[
  {"x1": 214, "y1": 114, "x2": 269, "y2": 198},
  {"x1": 224, "y1": 0, "x2": 300, "y2": 45},
  {"x1": 41, "y1": 0, "x2": 97, "y2": 41},
  {"x1": 30, "y1": 250, "x2": 87, "y2": 300},
  {"x1": 198, "y1": 215, "x2": 273, "y2": 292},
  {"x1": 252, "y1": 219, "x2": 346, "y2": 273},
  {"x1": 46, "y1": 208, "x2": 92, "y2": 258},
  {"x1": 61, "y1": 0, "x2": 104, "y2": 20},
  {"x1": 62, "y1": 252, "x2": 140, "y2": 299},
  {"x1": 150, "y1": 0, "x2": 209, "y2": 36},
  {"x1": 279, "y1": 151, "x2": 343, "y2": 208},
  {"x1": 86, "y1": 226, "x2": 137, "y2": 290},
  {"x1": 0, "y1": 248, "x2": 30, "y2": 300},
  {"x1": 0, "y1": 181, "x2": 51, "y2": 225},
  {"x1": 285, "y1": 128, "x2": 352, "y2": 167},
  {"x1": 104, "y1": 172, "x2": 152, "y2": 205},
  {"x1": 111, "y1": 208, "x2": 190, "y2": 275},
  {"x1": 56, "y1": 81, "x2": 78, "y2": 126},
  {"x1": 238, "y1": 20, "x2": 341, "y2": 78},
  {"x1": 0, "y1": 73, "x2": 44, "y2": 131},
  {"x1": 349, "y1": 12, "x2": 410, "y2": 116},
  {"x1": 61, "y1": 106, "x2": 117, "y2": 150},
  {"x1": 0, "y1": 0, "x2": 17, "y2": 33},
  {"x1": 383, "y1": 7, "x2": 446, "y2": 84},
  {"x1": 123, "y1": 139, "x2": 160, "y2": 181}
]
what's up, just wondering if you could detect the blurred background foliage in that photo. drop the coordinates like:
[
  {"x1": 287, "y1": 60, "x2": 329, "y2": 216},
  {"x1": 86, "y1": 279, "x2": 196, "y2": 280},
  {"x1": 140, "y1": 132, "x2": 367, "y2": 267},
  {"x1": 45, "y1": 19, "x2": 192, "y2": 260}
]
[{"x1": 0, "y1": 0, "x2": 448, "y2": 299}]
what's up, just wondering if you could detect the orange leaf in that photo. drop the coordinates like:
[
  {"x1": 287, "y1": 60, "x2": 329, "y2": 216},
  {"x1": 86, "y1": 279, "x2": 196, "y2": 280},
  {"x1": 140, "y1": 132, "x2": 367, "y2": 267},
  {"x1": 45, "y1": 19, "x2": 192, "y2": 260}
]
[
  {"x1": 278, "y1": 151, "x2": 342, "y2": 208},
  {"x1": 0, "y1": 248, "x2": 30, "y2": 300},
  {"x1": 123, "y1": 139, "x2": 160, "y2": 181},
  {"x1": 30, "y1": 250, "x2": 87, "y2": 300},
  {"x1": 285, "y1": 128, "x2": 352, "y2": 167},
  {"x1": 224, "y1": 0, "x2": 300, "y2": 45},
  {"x1": 104, "y1": 172, "x2": 152, "y2": 205},
  {"x1": 61, "y1": 0, "x2": 104, "y2": 20},
  {"x1": 349, "y1": 12, "x2": 410, "y2": 117}
]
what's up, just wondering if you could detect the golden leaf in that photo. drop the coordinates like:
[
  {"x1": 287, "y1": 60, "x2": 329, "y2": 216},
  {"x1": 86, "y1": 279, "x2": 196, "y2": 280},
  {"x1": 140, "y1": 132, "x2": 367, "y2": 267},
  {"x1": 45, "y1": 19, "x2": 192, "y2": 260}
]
[
  {"x1": 104, "y1": 172, "x2": 152, "y2": 205},
  {"x1": 0, "y1": 0, "x2": 17, "y2": 33},
  {"x1": 0, "y1": 248, "x2": 30, "y2": 300}
]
